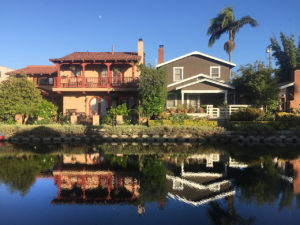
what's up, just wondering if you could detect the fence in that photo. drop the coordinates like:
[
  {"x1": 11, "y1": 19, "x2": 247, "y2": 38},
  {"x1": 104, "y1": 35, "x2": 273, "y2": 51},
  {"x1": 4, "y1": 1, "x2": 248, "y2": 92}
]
[{"x1": 206, "y1": 105, "x2": 250, "y2": 119}]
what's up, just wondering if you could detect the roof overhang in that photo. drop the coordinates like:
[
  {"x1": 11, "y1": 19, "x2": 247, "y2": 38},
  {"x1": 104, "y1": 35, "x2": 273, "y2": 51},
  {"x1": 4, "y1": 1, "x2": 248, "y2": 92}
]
[
  {"x1": 167, "y1": 74, "x2": 235, "y2": 90},
  {"x1": 156, "y1": 51, "x2": 236, "y2": 68},
  {"x1": 279, "y1": 82, "x2": 294, "y2": 89}
]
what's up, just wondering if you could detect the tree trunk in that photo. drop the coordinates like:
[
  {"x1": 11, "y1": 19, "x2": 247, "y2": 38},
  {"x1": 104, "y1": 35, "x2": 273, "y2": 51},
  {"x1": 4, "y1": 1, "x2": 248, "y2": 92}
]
[{"x1": 229, "y1": 51, "x2": 232, "y2": 62}]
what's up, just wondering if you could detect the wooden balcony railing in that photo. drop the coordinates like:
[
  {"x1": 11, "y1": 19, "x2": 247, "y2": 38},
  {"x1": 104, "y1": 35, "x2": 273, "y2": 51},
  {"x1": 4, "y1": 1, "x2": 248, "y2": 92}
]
[{"x1": 53, "y1": 77, "x2": 137, "y2": 88}]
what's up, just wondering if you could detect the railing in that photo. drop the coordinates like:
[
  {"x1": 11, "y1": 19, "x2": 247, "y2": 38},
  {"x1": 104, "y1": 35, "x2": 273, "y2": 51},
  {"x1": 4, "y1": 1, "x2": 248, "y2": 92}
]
[{"x1": 53, "y1": 77, "x2": 137, "y2": 88}]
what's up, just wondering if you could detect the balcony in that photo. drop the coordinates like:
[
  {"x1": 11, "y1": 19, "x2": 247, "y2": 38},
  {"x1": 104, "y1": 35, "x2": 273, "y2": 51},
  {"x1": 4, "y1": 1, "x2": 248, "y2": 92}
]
[{"x1": 53, "y1": 77, "x2": 137, "y2": 89}]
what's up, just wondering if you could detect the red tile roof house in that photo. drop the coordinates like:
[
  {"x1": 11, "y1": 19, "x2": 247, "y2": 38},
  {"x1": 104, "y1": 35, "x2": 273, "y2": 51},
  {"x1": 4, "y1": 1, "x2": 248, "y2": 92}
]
[{"x1": 8, "y1": 39, "x2": 145, "y2": 119}]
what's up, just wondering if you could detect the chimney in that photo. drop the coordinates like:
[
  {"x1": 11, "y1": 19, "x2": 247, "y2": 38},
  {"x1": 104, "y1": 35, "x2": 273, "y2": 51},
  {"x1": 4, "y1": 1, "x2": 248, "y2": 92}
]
[
  {"x1": 112, "y1": 44, "x2": 114, "y2": 54},
  {"x1": 158, "y1": 45, "x2": 164, "y2": 64},
  {"x1": 138, "y1": 38, "x2": 144, "y2": 64}
]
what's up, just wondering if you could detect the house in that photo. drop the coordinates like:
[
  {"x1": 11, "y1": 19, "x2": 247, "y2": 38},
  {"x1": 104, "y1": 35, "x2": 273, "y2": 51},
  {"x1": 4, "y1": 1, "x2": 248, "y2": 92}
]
[
  {"x1": 0, "y1": 65, "x2": 14, "y2": 83},
  {"x1": 156, "y1": 46, "x2": 236, "y2": 109},
  {"x1": 7, "y1": 39, "x2": 144, "y2": 117},
  {"x1": 278, "y1": 70, "x2": 300, "y2": 112}
]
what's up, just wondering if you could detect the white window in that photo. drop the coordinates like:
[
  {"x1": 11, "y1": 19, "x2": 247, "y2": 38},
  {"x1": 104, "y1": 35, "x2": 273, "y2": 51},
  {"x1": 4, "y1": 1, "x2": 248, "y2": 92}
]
[
  {"x1": 167, "y1": 93, "x2": 177, "y2": 108},
  {"x1": 173, "y1": 67, "x2": 183, "y2": 81},
  {"x1": 102, "y1": 68, "x2": 108, "y2": 77},
  {"x1": 210, "y1": 66, "x2": 220, "y2": 79}
]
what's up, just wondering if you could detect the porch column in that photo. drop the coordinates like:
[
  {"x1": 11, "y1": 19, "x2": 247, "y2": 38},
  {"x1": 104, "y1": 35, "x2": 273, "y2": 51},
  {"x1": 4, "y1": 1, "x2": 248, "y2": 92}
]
[
  {"x1": 81, "y1": 63, "x2": 87, "y2": 88},
  {"x1": 224, "y1": 90, "x2": 228, "y2": 103},
  {"x1": 55, "y1": 63, "x2": 61, "y2": 88},
  {"x1": 105, "y1": 63, "x2": 112, "y2": 88}
]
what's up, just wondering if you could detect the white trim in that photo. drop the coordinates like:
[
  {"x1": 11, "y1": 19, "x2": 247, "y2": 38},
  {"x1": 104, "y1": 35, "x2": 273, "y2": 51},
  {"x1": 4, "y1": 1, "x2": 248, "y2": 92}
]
[
  {"x1": 167, "y1": 73, "x2": 227, "y2": 88},
  {"x1": 279, "y1": 82, "x2": 294, "y2": 89},
  {"x1": 175, "y1": 78, "x2": 234, "y2": 90},
  {"x1": 210, "y1": 66, "x2": 221, "y2": 79},
  {"x1": 173, "y1": 67, "x2": 184, "y2": 82},
  {"x1": 182, "y1": 90, "x2": 226, "y2": 94},
  {"x1": 156, "y1": 51, "x2": 236, "y2": 68}
]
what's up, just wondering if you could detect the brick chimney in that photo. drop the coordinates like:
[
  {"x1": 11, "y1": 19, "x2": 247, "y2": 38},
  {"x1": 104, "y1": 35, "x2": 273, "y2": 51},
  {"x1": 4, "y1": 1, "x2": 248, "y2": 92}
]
[
  {"x1": 158, "y1": 45, "x2": 164, "y2": 64},
  {"x1": 290, "y1": 70, "x2": 300, "y2": 110},
  {"x1": 138, "y1": 38, "x2": 144, "y2": 64}
]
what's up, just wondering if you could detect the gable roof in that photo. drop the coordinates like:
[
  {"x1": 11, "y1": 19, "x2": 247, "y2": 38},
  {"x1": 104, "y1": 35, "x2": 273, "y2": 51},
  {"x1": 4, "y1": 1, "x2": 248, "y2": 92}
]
[
  {"x1": 7, "y1": 65, "x2": 57, "y2": 75},
  {"x1": 168, "y1": 74, "x2": 234, "y2": 89},
  {"x1": 156, "y1": 51, "x2": 236, "y2": 68},
  {"x1": 50, "y1": 52, "x2": 140, "y2": 63}
]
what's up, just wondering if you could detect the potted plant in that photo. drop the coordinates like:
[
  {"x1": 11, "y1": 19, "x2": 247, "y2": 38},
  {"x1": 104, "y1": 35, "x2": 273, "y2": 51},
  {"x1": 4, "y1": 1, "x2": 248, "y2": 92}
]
[
  {"x1": 199, "y1": 107, "x2": 204, "y2": 113},
  {"x1": 188, "y1": 104, "x2": 195, "y2": 113},
  {"x1": 169, "y1": 108, "x2": 175, "y2": 114},
  {"x1": 176, "y1": 104, "x2": 184, "y2": 114},
  {"x1": 183, "y1": 103, "x2": 189, "y2": 113}
]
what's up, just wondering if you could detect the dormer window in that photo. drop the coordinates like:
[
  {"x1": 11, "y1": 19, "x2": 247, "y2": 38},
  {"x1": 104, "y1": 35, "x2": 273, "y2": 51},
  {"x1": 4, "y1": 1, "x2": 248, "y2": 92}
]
[
  {"x1": 173, "y1": 67, "x2": 183, "y2": 81},
  {"x1": 210, "y1": 66, "x2": 220, "y2": 79}
]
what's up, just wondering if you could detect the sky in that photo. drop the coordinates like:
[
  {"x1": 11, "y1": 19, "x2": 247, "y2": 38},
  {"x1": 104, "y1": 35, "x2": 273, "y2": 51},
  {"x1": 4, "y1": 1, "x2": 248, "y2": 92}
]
[{"x1": 0, "y1": 0, "x2": 299, "y2": 72}]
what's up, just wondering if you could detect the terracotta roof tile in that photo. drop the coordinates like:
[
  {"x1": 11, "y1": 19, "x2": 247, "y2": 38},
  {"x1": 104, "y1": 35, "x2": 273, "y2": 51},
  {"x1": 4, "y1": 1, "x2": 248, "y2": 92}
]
[
  {"x1": 50, "y1": 52, "x2": 140, "y2": 62},
  {"x1": 7, "y1": 65, "x2": 57, "y2": 75}
]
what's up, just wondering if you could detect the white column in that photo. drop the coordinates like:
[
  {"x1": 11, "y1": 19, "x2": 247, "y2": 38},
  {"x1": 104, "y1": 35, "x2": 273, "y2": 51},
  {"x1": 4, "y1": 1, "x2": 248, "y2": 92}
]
[{"x1": 224, "y1": 90, "x2": 228, "y2": 103}]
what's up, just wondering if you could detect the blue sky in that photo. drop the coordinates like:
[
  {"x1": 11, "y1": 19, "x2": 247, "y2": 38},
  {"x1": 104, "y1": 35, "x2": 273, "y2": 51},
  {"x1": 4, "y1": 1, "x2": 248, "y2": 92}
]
[{"x1": 0, "y1": 0, "x2": 299, "y2": 71}]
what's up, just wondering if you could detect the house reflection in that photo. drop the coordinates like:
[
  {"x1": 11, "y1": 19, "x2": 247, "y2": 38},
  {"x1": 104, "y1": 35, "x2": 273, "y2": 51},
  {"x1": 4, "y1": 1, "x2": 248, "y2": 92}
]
[
  {"x1": 51, "y1": 153, "x2": 139, "y2": 205},
  {"x1": 165, "y1": 153, "x2": 245, "y2": 206}
]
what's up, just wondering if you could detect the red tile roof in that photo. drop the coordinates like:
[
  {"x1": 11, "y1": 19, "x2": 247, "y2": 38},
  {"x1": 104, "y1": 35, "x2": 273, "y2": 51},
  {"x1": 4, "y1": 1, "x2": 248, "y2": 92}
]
[
  {"x1": 50, "y1": 52, "x2": 140, "y2": 62},
  {"x1": 7, "y1": 65, "x2": 57, "y2": 75}
]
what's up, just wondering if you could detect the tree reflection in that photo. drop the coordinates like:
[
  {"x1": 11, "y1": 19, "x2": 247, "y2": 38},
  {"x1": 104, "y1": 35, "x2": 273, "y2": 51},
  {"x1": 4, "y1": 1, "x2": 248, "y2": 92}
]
[
  {"x1": 0, "y1": 155, "x2": 57, "y2": 196},
  {"x1": 207, "y1": 197, "x2": 255, "y2": 225},
  {"x1": 139, "y1": 156, "x2": 167, "y2": 204},
  {"x1": 232, "y1": 157, "x2": 294, "y2": 208}
]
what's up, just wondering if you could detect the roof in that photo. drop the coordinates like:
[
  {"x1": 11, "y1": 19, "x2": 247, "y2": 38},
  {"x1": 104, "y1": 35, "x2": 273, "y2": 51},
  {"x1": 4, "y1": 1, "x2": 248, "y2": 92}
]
[
  {"x1": 278, "y1": 81, "x2": 294, "y2": 89},
  {"x1": 7, "y1": 65, "x2": 56, "y2": 75},
  {"x1": 156, "y1": 51, "x2": 236, "y2": 68},
  {"x1": 50, "y1": 52, "x2": 140, "y2": 62},
  {"x1": 168, "y1": 74, "x2": 235, "y2": 89}
]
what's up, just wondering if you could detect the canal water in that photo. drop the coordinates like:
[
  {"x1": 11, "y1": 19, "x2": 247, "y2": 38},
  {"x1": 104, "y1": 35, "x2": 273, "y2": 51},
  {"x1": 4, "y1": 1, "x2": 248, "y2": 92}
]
[{"x1": 0, "y1": 142, "x2": 300, "y2": 225}]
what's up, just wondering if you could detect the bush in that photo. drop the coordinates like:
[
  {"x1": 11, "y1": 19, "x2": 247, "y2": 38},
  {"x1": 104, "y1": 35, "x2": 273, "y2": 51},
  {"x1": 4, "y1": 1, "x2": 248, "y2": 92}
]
[
  {"x1": 230, "y1": 107, "x2": 265, "y2": 121},
  {"x1": 231, "y1": 121, "x2": 276, "y2": 135},
  {"x1": 35, "y1": 100, "x2": 57, "y2": 121},
  {"x1": 148, "y1": 119, "x2": 217, "y2": 127}
]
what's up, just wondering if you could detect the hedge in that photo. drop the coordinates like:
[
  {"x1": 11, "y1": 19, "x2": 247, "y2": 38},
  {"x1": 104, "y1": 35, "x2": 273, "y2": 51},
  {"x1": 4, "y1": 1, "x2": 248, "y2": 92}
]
[
  {"x1": 230, "y1": 120, "x2": 300, "y2": 130},
  {"x1": 0, "y1": 125, "x2": 87, "y2": 138},
  {"x1": 148, "y1": 120, "x2": 218, "y2": 127}
]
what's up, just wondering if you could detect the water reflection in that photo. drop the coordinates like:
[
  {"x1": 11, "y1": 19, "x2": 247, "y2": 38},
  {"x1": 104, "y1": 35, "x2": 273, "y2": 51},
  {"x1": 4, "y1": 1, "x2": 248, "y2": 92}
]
[{"x1": 1, "y1": 143, "x2": 300, "y2": 224}]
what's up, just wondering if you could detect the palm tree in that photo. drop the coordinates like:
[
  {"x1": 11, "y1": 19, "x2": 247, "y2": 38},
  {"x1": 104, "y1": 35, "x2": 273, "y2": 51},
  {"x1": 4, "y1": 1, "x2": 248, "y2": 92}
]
[{"x1": 207, "y1": 7, "x2": 258, "y2": 62}]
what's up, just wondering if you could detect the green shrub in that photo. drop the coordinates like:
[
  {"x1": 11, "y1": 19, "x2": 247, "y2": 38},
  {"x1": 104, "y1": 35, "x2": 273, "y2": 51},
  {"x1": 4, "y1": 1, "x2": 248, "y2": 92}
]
[
  {"x1": 230, "y1": 122, "x2": 276, "y2": 135},
  {"x1": 35, "y1": 100, "x2": 57, "y2": 121},
  {"x1": 148, "y1": 119, "x2": 217, "y2": 127},
  {"x1": 230, "y1": 107, "x2": 265, "y2": 121}
]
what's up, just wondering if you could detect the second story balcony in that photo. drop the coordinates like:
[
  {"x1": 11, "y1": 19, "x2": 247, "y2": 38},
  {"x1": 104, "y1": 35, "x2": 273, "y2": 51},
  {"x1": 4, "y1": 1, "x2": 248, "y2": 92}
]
[{"x1": 53, "y1": 77, "x2": 137, "y2": 89}]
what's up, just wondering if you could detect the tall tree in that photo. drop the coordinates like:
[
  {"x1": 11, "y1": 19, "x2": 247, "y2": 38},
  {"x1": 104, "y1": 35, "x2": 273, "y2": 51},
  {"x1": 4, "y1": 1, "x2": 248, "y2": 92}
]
[
  {"x1": 207, "y1": 7, "x2": 258, "y2": 62},
  {"x1": 138, "y1": 64, "x2": 167, "y2": 119},
  {"x1": 270, "y1": 33, "x2": 300, "y2": 82},
  {"x1": 232, "y1": 61, "x2": 279, "y2": 111}
]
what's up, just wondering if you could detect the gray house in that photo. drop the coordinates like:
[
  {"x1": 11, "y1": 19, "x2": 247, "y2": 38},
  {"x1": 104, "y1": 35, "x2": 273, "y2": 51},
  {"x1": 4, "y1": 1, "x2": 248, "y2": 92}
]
[{"x1": 156, "y1": 46, "x2": 236, "y2": 109}]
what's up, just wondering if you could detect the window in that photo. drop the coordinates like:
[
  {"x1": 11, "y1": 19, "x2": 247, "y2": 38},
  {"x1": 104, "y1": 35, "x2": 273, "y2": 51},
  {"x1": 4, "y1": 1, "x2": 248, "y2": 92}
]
[
  {"x1": 210, "y1": 66, "x2": 220, "y2": 79},
  {"x1": 167, "y1": 93, "x2": 176, "y2": 108},
  {"x1": 173, "y1": 67, "x2": 183, "y2": 81}
]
